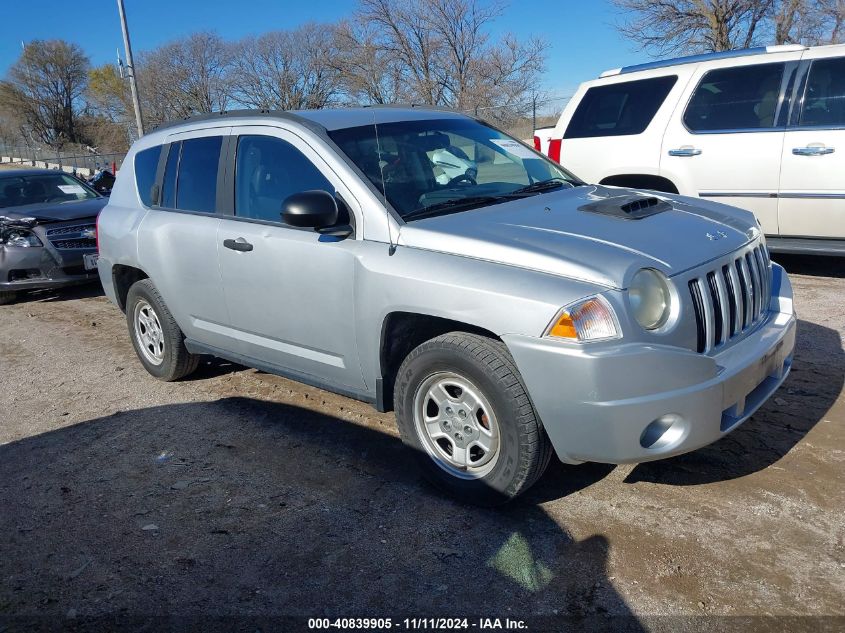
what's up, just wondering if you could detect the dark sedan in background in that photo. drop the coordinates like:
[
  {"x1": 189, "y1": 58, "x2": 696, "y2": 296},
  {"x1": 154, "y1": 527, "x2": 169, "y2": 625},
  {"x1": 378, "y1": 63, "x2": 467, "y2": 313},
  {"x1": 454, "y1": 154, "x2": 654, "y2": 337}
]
[{"x1": 0, "y1": 169, "x2": 106, "y2": 304}]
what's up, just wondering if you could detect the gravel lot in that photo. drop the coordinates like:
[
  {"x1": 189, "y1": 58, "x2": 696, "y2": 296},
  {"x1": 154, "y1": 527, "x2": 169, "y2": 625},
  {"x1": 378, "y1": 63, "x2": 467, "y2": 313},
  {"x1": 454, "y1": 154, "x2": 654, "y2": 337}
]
[{"x1": 0, "y1": 255, "x2": 843, "y2": 631}]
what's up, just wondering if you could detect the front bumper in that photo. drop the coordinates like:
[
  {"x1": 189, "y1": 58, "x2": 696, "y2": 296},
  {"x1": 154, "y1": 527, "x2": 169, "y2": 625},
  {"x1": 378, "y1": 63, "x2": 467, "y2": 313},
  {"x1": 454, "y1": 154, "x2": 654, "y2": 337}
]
[
  {"x1": 0, "y1": 244, "x2": 97, "y2": 292},
  {"x1": 504, "y1": 264, "x2": 796, "y2": 465}
]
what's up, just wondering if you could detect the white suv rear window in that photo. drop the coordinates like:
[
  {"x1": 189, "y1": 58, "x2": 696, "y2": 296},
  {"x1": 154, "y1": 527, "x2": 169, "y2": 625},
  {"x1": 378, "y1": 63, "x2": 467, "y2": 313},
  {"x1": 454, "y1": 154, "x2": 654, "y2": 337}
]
[
  {"x1": 564, "y1": 75, "x2": 677, "y2": 139},
  {"x1": 684, "y1": 62, "x2": 785, "y2": 132},
  {"x1": 800, "y1": 56, "x2": 845, "y2": 127}
]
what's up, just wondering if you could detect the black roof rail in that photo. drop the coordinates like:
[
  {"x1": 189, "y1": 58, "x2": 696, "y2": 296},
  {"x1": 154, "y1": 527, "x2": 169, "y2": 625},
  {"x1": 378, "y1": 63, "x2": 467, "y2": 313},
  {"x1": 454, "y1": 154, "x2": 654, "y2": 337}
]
[
  {"x1": 149, "y1": 109, "x2": 325, "y2": 134},
  {"x1": 149, "y1": 104, "x2": 474, "y2": 135}
]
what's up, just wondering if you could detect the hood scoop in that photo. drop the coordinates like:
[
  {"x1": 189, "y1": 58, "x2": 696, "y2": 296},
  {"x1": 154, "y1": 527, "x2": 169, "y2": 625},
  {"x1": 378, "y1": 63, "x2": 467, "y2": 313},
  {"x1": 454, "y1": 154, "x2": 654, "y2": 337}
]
[{"x1": 579, "y1": 192, "x2": 671, "y2": 220}]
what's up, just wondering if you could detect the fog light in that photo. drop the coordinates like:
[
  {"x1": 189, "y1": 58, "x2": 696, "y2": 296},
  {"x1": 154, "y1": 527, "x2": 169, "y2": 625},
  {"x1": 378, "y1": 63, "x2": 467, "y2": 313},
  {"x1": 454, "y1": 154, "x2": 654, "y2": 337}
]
[{"x1": 640, "y1": 414, "x2": 686, "y2": 450}]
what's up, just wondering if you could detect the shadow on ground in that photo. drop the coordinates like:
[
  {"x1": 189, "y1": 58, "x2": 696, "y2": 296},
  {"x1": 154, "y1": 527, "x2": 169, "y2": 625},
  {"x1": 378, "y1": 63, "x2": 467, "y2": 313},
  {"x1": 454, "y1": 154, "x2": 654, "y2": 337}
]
[
  {"x1": 187, "y1": 357, "x2": 247, "y2": 381},
  {"x1": 0, "y1": 397, "x2": 645, "y2": 631},
  {"x1": 772, "y1": 254, "x2": 845, "y2": 278},
  {"x1": 24, "y1": 281, "x2": 105, "y2": 303},
  {"x1": 626, "y1": 318, "x2": 842, "y2": 485}
]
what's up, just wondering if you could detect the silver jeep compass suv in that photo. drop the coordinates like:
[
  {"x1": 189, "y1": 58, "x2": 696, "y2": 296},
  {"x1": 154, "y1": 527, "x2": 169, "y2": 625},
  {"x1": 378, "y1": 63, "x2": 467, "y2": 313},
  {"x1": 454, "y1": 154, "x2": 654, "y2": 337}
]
[{"x1": 97, "y1": 107, "x2": 796, "y2": 504}]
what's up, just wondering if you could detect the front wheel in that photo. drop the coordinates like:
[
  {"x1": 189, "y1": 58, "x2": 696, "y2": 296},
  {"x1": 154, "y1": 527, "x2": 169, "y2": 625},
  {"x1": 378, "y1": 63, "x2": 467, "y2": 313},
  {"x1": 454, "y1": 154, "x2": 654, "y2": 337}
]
[
  {"x1": 394, "y1": 332, "x2": 552, "y2": 505},
  {"x1": 126, "y1": 279, "x2": 199, "y2": 381}
]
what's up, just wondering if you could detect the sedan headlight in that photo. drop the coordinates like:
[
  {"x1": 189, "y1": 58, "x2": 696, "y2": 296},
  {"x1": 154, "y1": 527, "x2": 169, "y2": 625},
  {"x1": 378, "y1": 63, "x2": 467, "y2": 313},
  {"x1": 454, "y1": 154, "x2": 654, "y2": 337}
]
[
  {"x1": 1, "y1": 229, "x2": 42, "y2": 247},
  {"x1": 546, "y1": 295, "x2": 620, "y2": 342},
  {"x1": 629, "y1": 268, "x2": 671, "y2": 330}
]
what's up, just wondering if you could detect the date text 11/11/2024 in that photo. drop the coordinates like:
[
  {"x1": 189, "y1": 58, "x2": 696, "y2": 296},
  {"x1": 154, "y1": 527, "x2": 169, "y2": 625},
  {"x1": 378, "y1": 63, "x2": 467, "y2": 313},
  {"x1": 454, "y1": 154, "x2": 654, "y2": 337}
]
[{"x1": 307, "y1": 617, "x2": 528, "y2": 630}]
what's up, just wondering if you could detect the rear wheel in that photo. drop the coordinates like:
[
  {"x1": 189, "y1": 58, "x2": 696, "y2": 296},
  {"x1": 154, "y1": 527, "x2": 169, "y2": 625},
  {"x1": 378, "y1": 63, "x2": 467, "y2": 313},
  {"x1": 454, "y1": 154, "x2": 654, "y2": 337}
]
[
  {"x1": 0, "y1": 291, "x2": 17, "y2": 305},
  {"x1": 394, "y1": 332, "x2": 552, "y2": 505},
  {"x1": 126, "y1": 279, "x2": 199, "y2": 381}
]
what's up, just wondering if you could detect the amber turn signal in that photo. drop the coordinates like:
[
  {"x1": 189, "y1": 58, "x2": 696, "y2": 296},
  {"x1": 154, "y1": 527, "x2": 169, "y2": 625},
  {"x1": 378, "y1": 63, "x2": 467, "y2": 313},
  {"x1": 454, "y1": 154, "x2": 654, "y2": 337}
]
[
  {"x1": 546, "y1": 296, "x2": 620, "y2": 342},
  {"x1": 549, "y1": 312, "x2": 578, "y2": 339}
]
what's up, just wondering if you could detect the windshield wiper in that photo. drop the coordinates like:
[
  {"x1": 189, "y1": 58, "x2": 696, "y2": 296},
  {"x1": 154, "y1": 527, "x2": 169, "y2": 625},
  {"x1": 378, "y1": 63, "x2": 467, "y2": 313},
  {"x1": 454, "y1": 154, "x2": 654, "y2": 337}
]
[
  {"x1": 509, "y1": 178, "x2": 569, "y2": 195},
  {"x1": 402, "y1": 196, "x2": 507, "y2": 221}
]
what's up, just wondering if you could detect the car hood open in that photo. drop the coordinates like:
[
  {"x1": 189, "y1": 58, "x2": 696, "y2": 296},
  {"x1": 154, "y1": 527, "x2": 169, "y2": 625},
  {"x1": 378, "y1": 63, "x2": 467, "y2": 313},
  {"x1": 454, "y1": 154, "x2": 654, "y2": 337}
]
[
  {"x1": 1, "y1": 197, "x2": 107, "y2": 223},
  {"x1": 398, "y1": 185, "x2": 760, "y2": 289}
]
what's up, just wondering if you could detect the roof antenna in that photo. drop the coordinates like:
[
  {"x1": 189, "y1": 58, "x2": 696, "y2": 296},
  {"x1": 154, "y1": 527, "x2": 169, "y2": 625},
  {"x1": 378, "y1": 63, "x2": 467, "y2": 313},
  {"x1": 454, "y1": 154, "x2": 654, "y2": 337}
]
[{"x1": 373, "y1": 110, "x2": 396, "y2": 255}]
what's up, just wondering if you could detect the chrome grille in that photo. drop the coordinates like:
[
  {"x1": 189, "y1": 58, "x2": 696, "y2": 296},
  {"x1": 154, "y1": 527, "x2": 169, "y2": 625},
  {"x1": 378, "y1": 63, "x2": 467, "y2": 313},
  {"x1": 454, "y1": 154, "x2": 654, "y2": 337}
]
[
  {"x1": 51, "y1": 239, "x2": 95, "y2": 249},
  {"x1": 45, "y1": 223, "x2": 96, "y2": 250},
  {"x1": 45, "y1": 223, "x2": 95, "y2": 236},
  {"x1": 689, "y1": 244, "x2": 771, "y2": 353}
]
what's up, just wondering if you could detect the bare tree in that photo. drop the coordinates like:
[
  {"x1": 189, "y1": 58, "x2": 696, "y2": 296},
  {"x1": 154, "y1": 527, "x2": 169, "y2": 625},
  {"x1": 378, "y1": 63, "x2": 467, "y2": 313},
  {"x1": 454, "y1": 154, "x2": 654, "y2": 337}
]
[
  {"x1": 333, "y1": 20, "x2": 409, "y2": 104},
  {"x1": 613, "y1": 0, "x2": 844, "y2": 56},
  {"x1": 468, "y1": 34, "x2": 548, "y2": 125},
  {"x1": 348, "y1": 0, "x2": 546, "y2": 118},
  {"x1": 0, "y1": 40, "x2": 90, "y2": 148},
  {"x1": 0, "y1": 6, "x2": 549, "y2": 145},
  {"x1": 820, "y1": 0, "x2": 845, "y2": 42},
  {"x1": 137, "y1": 32, "x2": 233, "y2": 126},
  {"x1": 356, "y1": 0, "x2": 447, "y2": 104},
  {"x1": 422, "y1": 0, "x2": 503, "y2": 108},
  {"x1": 612, "y1": 0, "x2": 774, "y2": 55},
  {"x1": 774, "y1": 0, "x2": 845, "y2": 43},
  {"x1": 230, "y1": 24, "x2": 342, "y2": 110},
  {"x1": 774, "y1": 0, "x2": 805, "y2": 43}
]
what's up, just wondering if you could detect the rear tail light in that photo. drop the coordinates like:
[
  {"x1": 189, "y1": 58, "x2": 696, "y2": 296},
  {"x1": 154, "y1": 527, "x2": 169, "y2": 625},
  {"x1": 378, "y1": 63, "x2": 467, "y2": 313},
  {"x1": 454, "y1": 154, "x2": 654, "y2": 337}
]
[
  {"x1": 548, "y1": 138, "x2": 562, "y2": 163},
  {"x1": 533, "y1": 135, "x2": 541, "y2": 151}
]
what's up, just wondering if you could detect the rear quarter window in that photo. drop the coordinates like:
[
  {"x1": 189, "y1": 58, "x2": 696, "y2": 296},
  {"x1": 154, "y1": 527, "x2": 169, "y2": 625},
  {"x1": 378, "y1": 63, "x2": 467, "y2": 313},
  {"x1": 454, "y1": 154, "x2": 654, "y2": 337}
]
[
  {"x1": 684, "y1": 62, "x2": 785, "y2": 131},
  {"x1": 799, "y1": 56, "x2": 845, "y2": 127},
  {"x1": 159, "y1": 136, "x2": 223, "y2": 213},
  {"x1": 564, "y1": 75, "x2": 678, "y2": 139},
  {"x1": 134, "y1": 146, "x2": 161, "y2": 206}
]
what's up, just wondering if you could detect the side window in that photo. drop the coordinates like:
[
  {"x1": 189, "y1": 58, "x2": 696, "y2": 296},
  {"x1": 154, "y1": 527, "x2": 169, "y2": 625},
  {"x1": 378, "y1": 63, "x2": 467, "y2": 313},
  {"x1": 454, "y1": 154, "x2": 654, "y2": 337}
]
[
  {"x1": 174, "y1": 136, "x2": 222, "y2": 213},
  {"x1": 234, "y1": 135, "x2": 332, "y2": 223},
  {"x1": 160, "y1": 142, "x2": 180, "y2": 209},
  {"x1": 564, "y1": 75, "x2": 678, "y2": 139},
  {"x1": 134, "y1": 146, "x2": 160, "y2": 206},
  {"x1": 684, "y1": 63, "x2": 785, "y2": 132},
  {"x1": 799, "y1": 57, "x2": 845, "y2": 127}
]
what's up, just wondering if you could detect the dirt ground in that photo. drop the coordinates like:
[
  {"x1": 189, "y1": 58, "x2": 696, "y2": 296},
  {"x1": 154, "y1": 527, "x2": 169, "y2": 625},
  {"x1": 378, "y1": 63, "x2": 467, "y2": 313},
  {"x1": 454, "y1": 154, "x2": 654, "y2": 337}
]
[{"x1": 0, "y1": 255, "x2": 843, "y2": 632}]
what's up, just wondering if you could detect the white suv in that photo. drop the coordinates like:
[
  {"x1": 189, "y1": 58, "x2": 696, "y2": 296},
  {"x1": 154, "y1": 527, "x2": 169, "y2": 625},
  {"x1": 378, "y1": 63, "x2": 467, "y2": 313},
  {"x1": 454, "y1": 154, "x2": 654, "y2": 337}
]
[{"x1": 537, "y1": 44, "x2": 845, "y2": 255}]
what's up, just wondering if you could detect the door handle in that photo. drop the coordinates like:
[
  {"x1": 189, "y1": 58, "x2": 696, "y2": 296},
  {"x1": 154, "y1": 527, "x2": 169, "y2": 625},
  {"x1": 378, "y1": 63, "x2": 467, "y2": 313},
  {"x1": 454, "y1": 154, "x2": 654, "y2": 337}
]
[
  {"x1": 223, "y1": 237, "x2": 253, "y2": 252},
  {"x1": 668, "y1": 147, "x2": 702, "y2": 157},
  {"x1": 792, "y1": 146, "x2": 835, "y2": 156}
]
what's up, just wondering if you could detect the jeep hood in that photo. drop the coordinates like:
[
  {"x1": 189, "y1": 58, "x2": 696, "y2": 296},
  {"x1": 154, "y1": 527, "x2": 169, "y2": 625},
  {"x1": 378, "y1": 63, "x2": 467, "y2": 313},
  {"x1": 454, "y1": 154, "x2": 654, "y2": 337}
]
[
  {"x1": 398, "y1": 185, "x2": 760, "y2": 289},
  {"x1": 1, "y1": 197, "x2": 106, "y2": 223}
]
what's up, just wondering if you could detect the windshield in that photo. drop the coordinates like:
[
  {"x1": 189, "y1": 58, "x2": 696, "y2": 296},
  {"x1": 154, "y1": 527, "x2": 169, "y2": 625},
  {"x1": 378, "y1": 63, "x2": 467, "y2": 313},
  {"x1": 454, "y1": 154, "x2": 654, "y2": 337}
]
[
  {"x1": 0, "y1": 173, "x2": 100, "y2": 209},
  {"x1": 328, "y1": 118, "x2": 581, "y2": 221}
]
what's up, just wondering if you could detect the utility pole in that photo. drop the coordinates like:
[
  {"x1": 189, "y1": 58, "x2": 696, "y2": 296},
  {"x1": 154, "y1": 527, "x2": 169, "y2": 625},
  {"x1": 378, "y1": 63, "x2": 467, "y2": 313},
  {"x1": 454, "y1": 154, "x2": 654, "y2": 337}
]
[{"x1": 117, "y1": 0, "x2": 145, "y2": 138}]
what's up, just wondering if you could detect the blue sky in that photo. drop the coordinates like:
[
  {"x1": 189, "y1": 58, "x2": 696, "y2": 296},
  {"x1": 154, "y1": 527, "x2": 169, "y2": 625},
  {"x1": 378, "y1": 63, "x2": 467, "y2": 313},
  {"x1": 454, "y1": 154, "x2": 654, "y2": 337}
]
[{"x1": 0, "y1": 0, "x2": 648, "y2": 107}]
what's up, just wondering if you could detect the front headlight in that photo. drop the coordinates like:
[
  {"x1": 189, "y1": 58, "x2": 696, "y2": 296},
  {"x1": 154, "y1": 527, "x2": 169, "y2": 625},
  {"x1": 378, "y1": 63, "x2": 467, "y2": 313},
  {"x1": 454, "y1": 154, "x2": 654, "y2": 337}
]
[
  {"x1": 546, "y1": 295, "x2": 620, "y2": 342},
  {"x1": 1, "y1": 229, "x2": 42, "y2": 247},
  {"x1": 629, "y1": 268, "x2": 671, "y2": 330}
]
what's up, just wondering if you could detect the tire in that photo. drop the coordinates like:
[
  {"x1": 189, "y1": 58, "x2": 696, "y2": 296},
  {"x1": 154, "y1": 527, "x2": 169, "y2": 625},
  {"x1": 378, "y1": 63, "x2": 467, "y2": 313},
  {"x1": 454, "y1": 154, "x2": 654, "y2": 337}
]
[
  {"x1": 394, "y1": 332, "x2": 553, "y2": 505},
  {"x1": 125, "y1": 279, "x2": 199, "y2": 381},
  {"x1": 0, "y1": 291, "x2": 17, "y2": 305}
]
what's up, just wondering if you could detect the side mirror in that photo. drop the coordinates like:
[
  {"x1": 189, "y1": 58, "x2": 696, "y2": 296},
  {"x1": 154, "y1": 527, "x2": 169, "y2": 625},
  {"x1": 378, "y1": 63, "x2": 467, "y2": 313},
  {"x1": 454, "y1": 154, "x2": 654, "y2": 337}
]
[{"x1": 281, "y1": 190, "x2": 339, "y2": 229}]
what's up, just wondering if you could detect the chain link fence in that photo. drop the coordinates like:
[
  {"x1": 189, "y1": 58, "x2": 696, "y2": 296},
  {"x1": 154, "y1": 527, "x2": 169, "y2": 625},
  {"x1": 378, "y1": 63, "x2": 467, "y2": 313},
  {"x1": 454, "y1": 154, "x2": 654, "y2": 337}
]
[
  {"x1": 465, "y1": 94, "x2": 571, "y2": 141},
  {"x1": 0, "y1": 94, "x2": 567, "y2": 178}
]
